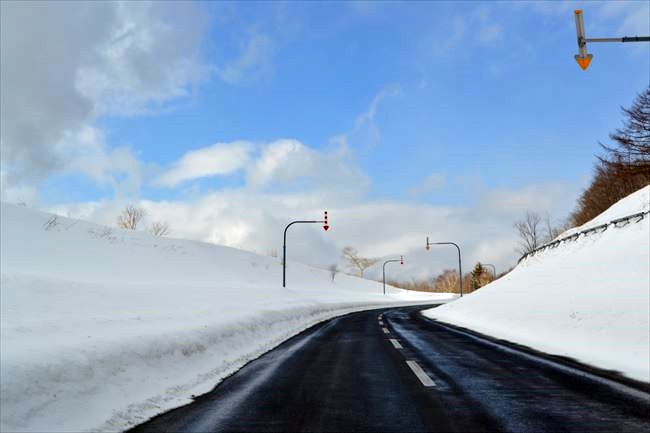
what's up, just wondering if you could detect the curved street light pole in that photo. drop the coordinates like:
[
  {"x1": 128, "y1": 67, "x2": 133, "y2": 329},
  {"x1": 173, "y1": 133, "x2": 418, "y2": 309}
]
[
  {"x1": 382, "y1": 257, "x2": 403, "y2": 295},
  {"x1": 283, "y1": 220, "x2": 325, "y2": 288},
  {"x1": 426, "y1": 237, "x2": 463, "y2": 297}
]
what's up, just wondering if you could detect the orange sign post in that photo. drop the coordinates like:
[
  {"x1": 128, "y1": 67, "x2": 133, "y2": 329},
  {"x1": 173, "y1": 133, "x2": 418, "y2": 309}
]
[{"x1": 573, "y1": 10, "x2": 649, "y2": 71}]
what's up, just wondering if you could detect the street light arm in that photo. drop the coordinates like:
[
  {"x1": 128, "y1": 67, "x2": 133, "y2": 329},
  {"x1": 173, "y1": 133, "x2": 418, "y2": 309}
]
[
  {"x1": 585, "y1": 36, "x2": 650, "y2": 43},
  {"x1": 283, "y1": 220, "x2": 324, "y2": 240},
  {"x1": 426, "y1": 239, "x2": 463, "y2": 297},
  {"x1": 382, "y1": 259, "x2": 402, "y2": 296},
  {"x1": 282, "y1": 220, "x2": 327, "y2": 288}
]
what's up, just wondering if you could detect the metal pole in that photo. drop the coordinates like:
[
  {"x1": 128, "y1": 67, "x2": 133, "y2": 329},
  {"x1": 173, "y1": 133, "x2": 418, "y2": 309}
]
[
  {"x1": 483, "y1": 263, "x2": 496, "y2": 278},
  {"x1": 382, "y1": 259, "x2": 400, "y2": 295},
  {"x1": 426, "y1": 238, "x2": 463, "y2": 297},
  {"x1": 283, "y1": 220, "x2": 325, "y2": 288},
  {"x1": 456, "y1": 244, "x2": 462, "y2": 297},
  {"x1": 622, "y1": 36, "x2": 650, "y2": 43},
  {"x1": 574, "y1": 10, "x2": 588, "y2": 57},
  {"x1": 586, "y1": 36, "x2": 650, "y2": 43}
]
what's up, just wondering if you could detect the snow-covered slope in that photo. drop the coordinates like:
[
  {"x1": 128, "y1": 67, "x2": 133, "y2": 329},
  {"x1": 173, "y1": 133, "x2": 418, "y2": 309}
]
[
  {"x1": 424, "y1": 185, "x2": 650, "y2": 383},
  {"x1": 0, "y1": 203, "x2": 451, "y2": 432}
]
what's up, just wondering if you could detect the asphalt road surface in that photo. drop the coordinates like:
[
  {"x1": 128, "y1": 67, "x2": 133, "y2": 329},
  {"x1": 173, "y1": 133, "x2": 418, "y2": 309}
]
[{"x1": 129, "y1": 305, "x2": 650, "y2": 432}]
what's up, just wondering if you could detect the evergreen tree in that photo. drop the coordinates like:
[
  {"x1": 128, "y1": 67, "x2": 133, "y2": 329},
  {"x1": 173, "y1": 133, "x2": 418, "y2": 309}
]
[{"x1": 471, "y1": 263, "x2": 485, "y2": 292}]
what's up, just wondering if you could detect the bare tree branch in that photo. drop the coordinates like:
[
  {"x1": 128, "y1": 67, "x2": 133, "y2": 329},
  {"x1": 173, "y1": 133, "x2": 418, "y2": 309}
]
[
  {"x1": 117, "y1": 205, "x2": 145, "y2": 230},
  {"x1": 514, "y1": 211, "x2": 542, "y2": 255},
  {"x1": 150, "y1": 221, "x2": 170, "y2": 237},
  {"x1": 342, "y1": 247, "x2": 378, "y2": 278}
]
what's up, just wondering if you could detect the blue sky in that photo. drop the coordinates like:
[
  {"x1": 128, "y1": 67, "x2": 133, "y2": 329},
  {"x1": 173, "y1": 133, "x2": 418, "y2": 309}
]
[
  {"x1": 2, "y1": 1, "x2": 649, "y2": 277},
  {"x1": 94, "y1": 2, "x2": 648, "y2": 203}
]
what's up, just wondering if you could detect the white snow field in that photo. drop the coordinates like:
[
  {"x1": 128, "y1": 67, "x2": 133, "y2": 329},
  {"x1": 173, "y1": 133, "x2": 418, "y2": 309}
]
[
  {"x1": 0, "y1": 203, "x2": 452, "y2": 432},
  {"x1": 425, "y1": 185, "x2": 650, "y2": 384}
]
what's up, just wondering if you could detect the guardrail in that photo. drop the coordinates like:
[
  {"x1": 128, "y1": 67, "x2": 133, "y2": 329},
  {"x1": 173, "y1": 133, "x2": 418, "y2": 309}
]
[{"x1": 518, "y1": 210, "x2": 649, "y2": 263}]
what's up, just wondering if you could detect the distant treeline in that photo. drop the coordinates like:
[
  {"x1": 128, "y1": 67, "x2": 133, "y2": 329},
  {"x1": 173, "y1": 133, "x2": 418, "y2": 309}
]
[{"x1": 389, "y1": 263, "x2": 506, "y2": 294}]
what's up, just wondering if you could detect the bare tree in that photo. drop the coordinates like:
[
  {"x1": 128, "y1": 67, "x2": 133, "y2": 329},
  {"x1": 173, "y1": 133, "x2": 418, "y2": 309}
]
[
  {"x1": 571, "y1": 88, "x2": 650, "y2": 226},
  {"x1": 43, "y1": 216, "x2": 59, "y2": 231},
  {"x1": 342, "y1": 246, "x2": 378, "y2": 278},
  {"x1": 542, "y1": 212, "x2": 565, "y2": 243},
  {"x1": 599, "y1": 87, "x2": 650, "y2": 177},
  {"x1": 150, "y1": 221, "x2": 170, "y2": 237},
  {"x1": 514, "y1": 211, "x2": 542, "y2": 255},
  {"x1": 329, "y1": 264, "x2": 339, "y2": 282},
  {"x1": 434, "y1": 269, "x2": 459, "y2": 293},
  {"x1": 117, "y1": 205, "x2": 145, "y2": 230}
]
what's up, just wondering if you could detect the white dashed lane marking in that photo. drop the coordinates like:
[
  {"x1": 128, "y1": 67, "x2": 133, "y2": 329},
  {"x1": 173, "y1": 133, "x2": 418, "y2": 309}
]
[
  {"x1": 406, "y1": 360, "x2": 436, "y2": 387},
  {"x1": 382, "y1": 327, "x2": 390, "y2": 334},
  {"x1": 389, "y1": 339, "x2": 403, "y2": 349}
]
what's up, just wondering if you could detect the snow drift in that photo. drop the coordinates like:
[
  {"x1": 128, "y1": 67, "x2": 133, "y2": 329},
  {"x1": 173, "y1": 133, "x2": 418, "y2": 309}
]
[
  {"x1": 425, "y1": 186, "x2": 650, "y2": 383},
  {"x1": 0, "y1": 203, "x2": 451, "y2": 432}
]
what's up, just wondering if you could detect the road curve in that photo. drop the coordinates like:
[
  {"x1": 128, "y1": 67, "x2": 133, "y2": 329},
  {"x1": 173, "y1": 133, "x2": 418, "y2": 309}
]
[{"x1": 129, "y1": 305, "x2": 650, "y2": 432}]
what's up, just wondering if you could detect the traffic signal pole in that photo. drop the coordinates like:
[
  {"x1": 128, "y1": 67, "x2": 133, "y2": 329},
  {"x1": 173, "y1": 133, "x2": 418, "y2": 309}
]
[{"x1": 573, "y1": 9, "x2": 649, "y2": 70}]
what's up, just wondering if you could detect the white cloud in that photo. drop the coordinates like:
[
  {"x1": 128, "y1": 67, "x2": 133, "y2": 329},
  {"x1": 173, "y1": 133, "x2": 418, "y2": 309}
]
[
  {"x1": 354, "y1": 86, "x2": 401, "y2": 132},
  {"x1": 521, "y1": 1, "x2": 649, "y2": 36},
  {"x1": 479, "y1": 182, "x2": 576, "y2": 216},
  {"x1": 76, "y1": 2, "x2": 209, "y2": 116},
  {"x1": 433, "y1": 7, "x2": 503, "y2": 55},
  {"x1": 0, "y1": 1, "x2": 209, "y2": 201},
  {"x1": 155, "y1": 141, "x2": 252, "y2": 187},
  {"x1": 409, "y1": 173, "x2": 447, "y2": 197},
  {"x1": 247, "y1": 139, "x2": 369, "y2": 194},
  {"x1": 333, "y1": 85, "x2": 401, "y2": 150},
  {"x1": 217, "y1": 33, "x2": 274, "y2": 85},
  {"x1": 598, "y1": 1, "x2": 650, "y2": 36},
  {"x1": 49, "y1": 178, "x2": 578, "y2": 282},
  {"x1": 58, "y1": 126, "x2": 143, "y2": 200}
]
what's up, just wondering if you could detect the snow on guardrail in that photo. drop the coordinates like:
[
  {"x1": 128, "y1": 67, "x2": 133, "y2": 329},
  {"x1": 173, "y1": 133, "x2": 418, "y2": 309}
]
[{"x1": 518, "y1": 210, "x2": 649, "y2": 263}]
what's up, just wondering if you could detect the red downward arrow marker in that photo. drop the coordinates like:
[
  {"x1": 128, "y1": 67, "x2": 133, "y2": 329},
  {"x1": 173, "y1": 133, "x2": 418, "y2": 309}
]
[{"x1": 323, "y1": 225, "x2": 330, "y2": 231}]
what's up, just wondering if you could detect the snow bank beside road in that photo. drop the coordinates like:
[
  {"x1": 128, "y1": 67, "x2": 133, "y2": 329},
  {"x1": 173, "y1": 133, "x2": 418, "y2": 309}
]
[
  {"x1": 424, "y1": 186, "x2": 650, "y2": 383},
  {"x1": 0, "y1": 203, "x2": 452, "y2": 432}
]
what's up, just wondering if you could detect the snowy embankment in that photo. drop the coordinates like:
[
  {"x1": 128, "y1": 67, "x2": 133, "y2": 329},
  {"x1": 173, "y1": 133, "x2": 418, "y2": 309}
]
[
  {"x1": 0, "y1": 203, "x2": 452, "y2": 432},
  {"x1": 425, "y1": 186, "x2": 650, "y2": 384}
]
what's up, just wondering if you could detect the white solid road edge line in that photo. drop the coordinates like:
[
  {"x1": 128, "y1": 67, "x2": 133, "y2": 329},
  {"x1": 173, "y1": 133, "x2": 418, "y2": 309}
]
[
  {"x1": 382, "y1": 327, "x2": 390, "y2": 334},
  {"x1": 389, "y1": 339, "x2": 403, "y2": 349},
  {"x1": 406, "y1": 360, "x2": 436, "y2": 387}
]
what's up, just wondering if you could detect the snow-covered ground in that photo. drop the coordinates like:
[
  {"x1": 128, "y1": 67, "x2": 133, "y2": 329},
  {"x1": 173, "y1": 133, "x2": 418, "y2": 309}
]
[
  {"x1": 425, "y1": 186, "x2": 650, "y2": 384},
  {"x1": 0, "y1": 203, "x2": 452, "y2": 432}
]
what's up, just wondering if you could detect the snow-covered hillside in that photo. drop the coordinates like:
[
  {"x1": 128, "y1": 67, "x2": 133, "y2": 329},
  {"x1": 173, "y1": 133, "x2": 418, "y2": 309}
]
[
  {"x1": 425, "y1": 186, "x2": 650, "y2": 383},
  {"x1": 0, "y1": 203, "x2": 451, "y2": 432}
]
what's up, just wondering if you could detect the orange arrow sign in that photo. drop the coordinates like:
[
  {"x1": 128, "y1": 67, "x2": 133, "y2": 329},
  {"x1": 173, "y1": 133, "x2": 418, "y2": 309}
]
[{"x1": 575, "y1": 54, "x2": 593, "y2": 70}]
